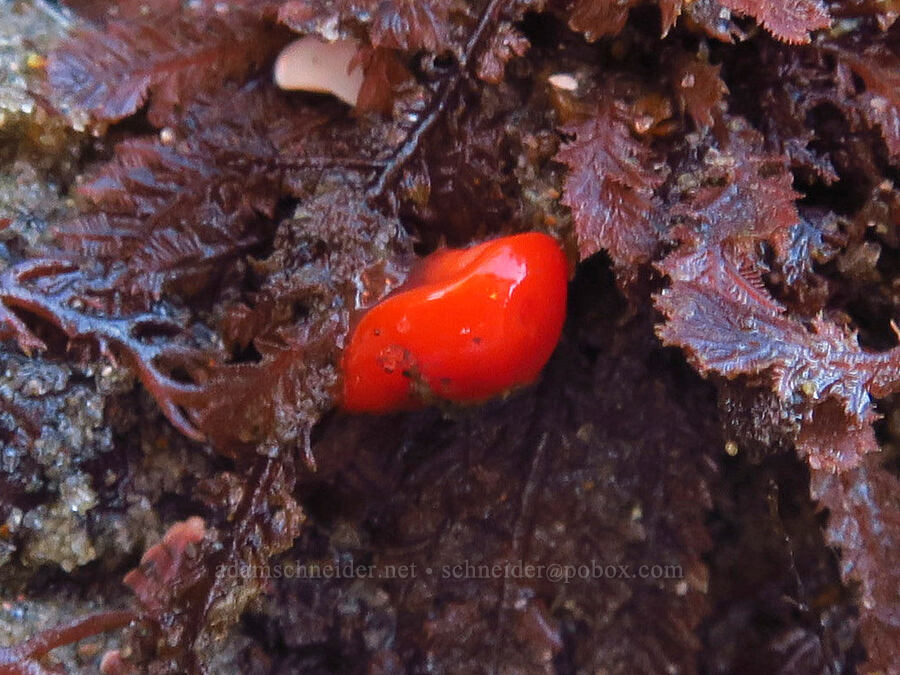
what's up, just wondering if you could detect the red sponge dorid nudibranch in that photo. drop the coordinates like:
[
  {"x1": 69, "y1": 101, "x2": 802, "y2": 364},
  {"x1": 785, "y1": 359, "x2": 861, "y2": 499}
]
[{"x1": 341, "y1": 232, "x2": 569, "y2": 413}]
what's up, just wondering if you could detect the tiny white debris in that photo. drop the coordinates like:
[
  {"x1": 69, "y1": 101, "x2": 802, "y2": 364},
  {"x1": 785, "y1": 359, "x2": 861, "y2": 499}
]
[
  {"x1": 320, "y1": 16, "x2": 341, "y2": 42},
  {"x1": 547, "y1": 73, "x2": 578, "y2": 91},
  {"x1": 870, "y1": 96, "x2": 889, "y2": 113},
  {"x1": 630, "y1": 503, "x2": 643, "y2": 521},
  {"x1": 274, "y1": 36, "x2": 364, "y2": 107}
]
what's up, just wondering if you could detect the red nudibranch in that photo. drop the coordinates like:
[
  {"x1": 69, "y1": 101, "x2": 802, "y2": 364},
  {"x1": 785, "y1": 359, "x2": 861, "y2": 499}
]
[{"x1": 341, "y1": 232, "x2": 569, "y2": 413}]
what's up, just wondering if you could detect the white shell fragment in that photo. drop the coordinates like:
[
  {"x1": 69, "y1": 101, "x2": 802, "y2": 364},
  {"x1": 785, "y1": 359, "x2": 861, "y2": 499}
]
[
  {"x1": 547, "y1": 73, "x2": 578, "y2": 92},
  {"x1": 274, "y1": 36, "x2": 364, "y2": 107}
]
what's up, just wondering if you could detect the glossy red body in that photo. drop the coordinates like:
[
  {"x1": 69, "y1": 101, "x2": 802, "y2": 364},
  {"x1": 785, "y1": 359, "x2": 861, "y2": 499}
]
[{"x1": 341, "y1": 232, "x2": 568, "y2": 412}]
